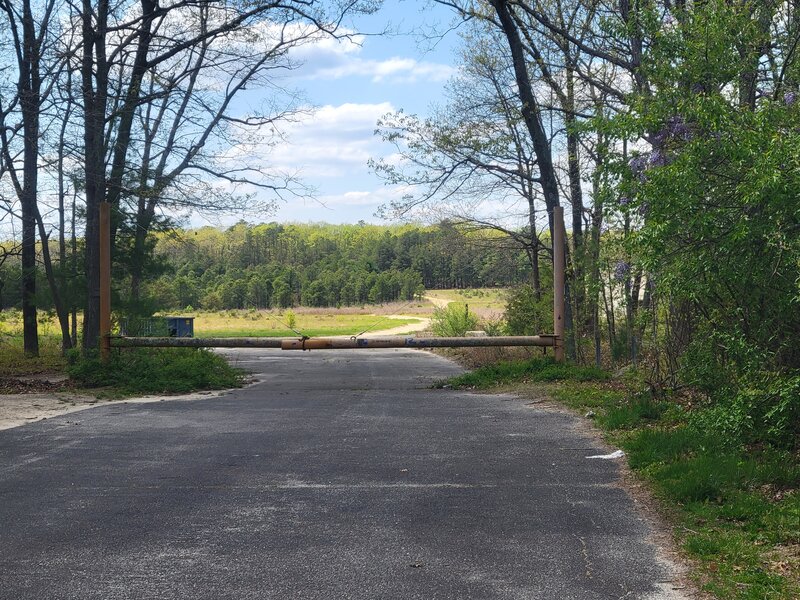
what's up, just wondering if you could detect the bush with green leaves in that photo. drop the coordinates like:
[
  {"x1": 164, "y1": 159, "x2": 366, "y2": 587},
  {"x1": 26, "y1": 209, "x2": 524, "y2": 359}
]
[
  {"x1": 480, "y1": 316, "x2": 506, "y2": 337},
  {"x1": 67, "y1": 348, "x2": 244, "y2": 394},
  {"x1": 504, "y1": 285, "x2": 552, "y2": 336},
  {"x1": 602, "y1": 1, "x2": 800, "y2": 450},
  {"x1": 431, "y1": 303, "x2": 479, "y2": 337}
]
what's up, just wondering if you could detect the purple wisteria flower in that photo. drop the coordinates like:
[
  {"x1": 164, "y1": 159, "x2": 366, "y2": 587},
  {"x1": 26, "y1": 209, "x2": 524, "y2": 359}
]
[
  {"x1": 614, "y1": 261, "x2": 631, "y2": 282},
  {"x1": 784, "y1": 91, "x2": 797, "y2": 106},
  {"x1": 629, "y1": 155, "x2": 648, "y2": 178},
  {"x1": 638, "y1": 202, "x2": 650, "y2": 217},
  {"x1": 618, "y1": 196, "x2": 632, "y2": 207},
  {"x1": 652, "y1": 128, "x2": 669, "y2": 148},
  {"x1": 667, "y1": 115, "x2": 693, "y2": 141},
  {"x1": 662, "y1": 12, "x2": 676, "y2": 26},
  {"x1": 653, "y1": 116, "x2": 693, "y2": 148},
  {"x1": 649, "y1": 148, "x2": 668, "y2": 167}
]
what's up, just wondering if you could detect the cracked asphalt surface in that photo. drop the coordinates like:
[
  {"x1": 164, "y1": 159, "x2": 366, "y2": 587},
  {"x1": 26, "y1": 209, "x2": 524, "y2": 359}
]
[{"x1": 0, "y1": 348, "x2": 688, "y2": 599}]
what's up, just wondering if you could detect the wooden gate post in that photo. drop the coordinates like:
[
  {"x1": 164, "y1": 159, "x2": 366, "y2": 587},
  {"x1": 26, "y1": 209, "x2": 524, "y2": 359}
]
[
  {"x1": 99, "y1": 202, "x2": 111, "y2": 361},
  {"x1": 553, "y1": 206, "x2": 566, "y2": 362}
]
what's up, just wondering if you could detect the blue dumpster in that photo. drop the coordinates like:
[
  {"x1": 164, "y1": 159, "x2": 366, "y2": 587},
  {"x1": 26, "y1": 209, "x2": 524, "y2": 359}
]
[{"x1": 166, "y1": 316, "x2": 194, "y2": 338}]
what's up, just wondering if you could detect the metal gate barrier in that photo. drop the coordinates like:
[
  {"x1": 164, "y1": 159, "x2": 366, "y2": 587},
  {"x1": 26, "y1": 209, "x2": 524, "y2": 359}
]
[{"x1": 110, "y1": 335, "x2": 557, "y2": 351}]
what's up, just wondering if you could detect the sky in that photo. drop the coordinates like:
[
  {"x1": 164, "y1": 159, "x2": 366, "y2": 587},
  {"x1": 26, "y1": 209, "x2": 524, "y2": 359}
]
[{"x1": 194, "y1": 1, "x2": 464, "y2": 227}]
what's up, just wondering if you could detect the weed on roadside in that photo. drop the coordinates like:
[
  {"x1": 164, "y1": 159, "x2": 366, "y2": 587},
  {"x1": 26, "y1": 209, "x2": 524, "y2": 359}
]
[
  {"x1": 435, "y1": 356, "x2": 608, "y2": 388},
  {"x1": 67, "y1": 347, "x2": 245, "y2": 396}
]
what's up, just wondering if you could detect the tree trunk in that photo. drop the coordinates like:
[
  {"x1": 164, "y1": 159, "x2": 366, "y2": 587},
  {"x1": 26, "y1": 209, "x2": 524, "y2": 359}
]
[
  {"x1": 490, "y1": 0, "x2": 561, "y2": 238},
  {"x1": 19, "y1": 0, "x2": 41, "y2": 357},
  {"x1": 80, "y1": 0, "x2": 109, "y2": 351},
  {"x1": 129, "y1": 199, "x2": 156, "y2": 306},
  {"x1": 34, "y1": 208, "x2": 72, "y2": 350},
  {"x1": 565, "y1": 65, "x2": 585, "y2": 340},
  {"x1": 21, "y1": 196, "x2": 38, "y2": 357}
]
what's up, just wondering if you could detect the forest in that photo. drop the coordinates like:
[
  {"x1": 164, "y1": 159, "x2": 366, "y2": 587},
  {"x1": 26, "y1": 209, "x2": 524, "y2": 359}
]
[
  {"x1": 142, "y1": 221, "x2": 530, "y2": 311},
  {"x1": 0, "y1": 220, "x2": 531, "y2": 311}
]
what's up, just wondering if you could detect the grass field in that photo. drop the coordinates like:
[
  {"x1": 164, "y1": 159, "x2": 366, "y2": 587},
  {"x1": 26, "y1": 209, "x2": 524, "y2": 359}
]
[
  {"x1": 424, "y1": 288, "x2": 508, "y2": 314},
  {"x1": 189, "y1": 309, "x2": 421, "y2": 338},
  {"x1": 0, "y1": 335, "x2": 65, "y2": 377},
  {"x1": 0, "y1": 293, "x2": 509, "y2": 377}
]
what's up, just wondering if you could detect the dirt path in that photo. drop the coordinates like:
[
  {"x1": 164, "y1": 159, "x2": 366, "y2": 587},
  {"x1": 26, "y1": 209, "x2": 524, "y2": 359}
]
[
  {"x1": 423, "y1": 294, "x2": 451, "y2": 309},
  {"x1": 0, "y1": 393, "x2": 102, "y2": 430},
  {"x1": 362, "y1": 315, "x2": 430, "y2": 336},
  {"x1": 360, "y1": 295, "x2": 453, "y2": 336}
]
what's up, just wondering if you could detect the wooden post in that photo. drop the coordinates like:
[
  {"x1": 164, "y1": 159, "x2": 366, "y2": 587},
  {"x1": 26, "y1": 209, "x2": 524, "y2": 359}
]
[
  {"x1": 553, "y1": 206, "x2": 566, "y2": 362},
  {"x1": 99, "y1": 202, "x2": 111, "y2": 361}
]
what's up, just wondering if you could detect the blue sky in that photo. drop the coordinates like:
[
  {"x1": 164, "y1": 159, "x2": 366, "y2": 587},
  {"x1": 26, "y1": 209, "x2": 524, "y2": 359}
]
[{"x1": 202, "y1": 1, "x2": 464, "y2": 226}]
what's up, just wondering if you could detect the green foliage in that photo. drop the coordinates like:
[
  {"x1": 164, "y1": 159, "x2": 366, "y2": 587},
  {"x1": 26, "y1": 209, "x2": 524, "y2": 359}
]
[
  {"x1": 430, "y1": 303, "x2": 479, "y2": 337},
  {"x1": 283, "y1": 309, "x2": 297, "y2": 330},
  {"x1": 690, "y1": 372, "x2": 800, "y2": 450},
  {"x1": 503, "y1": 285, "x2": 552, "y2": 335},
  {"x1": 440, "y1": 357, "x2": 608, "y2": 389},
  {"x1": 137, "y1": 222, "x2": 529, "y2": 312},
  {"x1": 480, "y1": 316, "x2": 505, "y2": 337},
  {"x1": 597, "y1": 0, "x2": 800, "y2": 454},
  {"x1": 67, "y1": 348, "x2": 244, "y2": 394}
]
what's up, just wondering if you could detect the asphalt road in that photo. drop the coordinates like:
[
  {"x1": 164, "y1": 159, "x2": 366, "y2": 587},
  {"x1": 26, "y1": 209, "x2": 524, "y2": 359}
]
[{"x1": 0, "y1": 349, "x2": 687, "y2": 600}]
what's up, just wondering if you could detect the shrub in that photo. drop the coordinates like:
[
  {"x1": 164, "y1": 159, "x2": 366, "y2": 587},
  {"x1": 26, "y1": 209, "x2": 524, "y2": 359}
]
[
  {"x1": 431, "y1": 303, "x2": 479, "y2": 337},
  {"x1": 504, "y1": 285, "x2": 552, "y2": 335},
  {"x1": 690, "y1": 371, "x2": 800, "y2": 450},
  {"x1": 480, "y1": 316, "x2": 505, "y2": 337},
  {"x1": 67, "y1": 348, "x2": 244, "y2": 394}
]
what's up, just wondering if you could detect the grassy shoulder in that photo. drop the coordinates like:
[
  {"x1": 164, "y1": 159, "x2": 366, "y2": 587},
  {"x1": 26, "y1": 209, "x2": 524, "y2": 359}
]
[
  {"x1": 440, "y1": 357, "x2": 800, "y2": 600},
  {"x1": 66, "y1": 348, "x2": 245, "y2": 396}
]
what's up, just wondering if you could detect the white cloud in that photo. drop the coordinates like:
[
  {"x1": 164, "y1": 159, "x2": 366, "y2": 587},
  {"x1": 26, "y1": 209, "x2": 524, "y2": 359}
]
[
  {"x1": 235, "y1": 102, "x2": 396, "y2": 179},
  {"x1": 206, "y1": 101, "x2": 410, "y2": 224},
  {"x1": 288, "y1": 32, "x2": 455, "y2": 84},
  {"x1": 269, "y1": 184, "x2": 414, "y2": 224},
  {"x1": 305, "y1": 54, "x2": 455, "y2": 84}
]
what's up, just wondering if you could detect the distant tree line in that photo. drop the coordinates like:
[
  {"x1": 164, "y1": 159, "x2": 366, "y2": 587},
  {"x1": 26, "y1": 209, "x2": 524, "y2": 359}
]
[{"x1": 0, "y1": 221, "x2": 531, "y2": 313}]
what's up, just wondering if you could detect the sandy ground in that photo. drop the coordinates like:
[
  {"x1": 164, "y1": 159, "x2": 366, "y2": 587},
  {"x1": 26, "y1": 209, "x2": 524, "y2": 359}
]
[
  {"x1": 361, "y1": 314, "x2": 431, "y2": 336},
  {"x1": 0, "y1": 388, "x2": 237, "y2": 431},
  {"x1": 423, "y1": 294, "x2": 451, "y2": 309}
]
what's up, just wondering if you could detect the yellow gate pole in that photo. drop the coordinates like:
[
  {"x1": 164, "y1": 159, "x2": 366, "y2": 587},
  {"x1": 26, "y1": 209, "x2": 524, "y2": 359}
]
[{"x1": 553, "y1": 206, "x2": 566, "y2": 362}]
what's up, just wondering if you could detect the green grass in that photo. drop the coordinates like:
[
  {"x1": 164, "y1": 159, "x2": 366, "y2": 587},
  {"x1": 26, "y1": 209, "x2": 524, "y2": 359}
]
[
  {"x1": 424, "y1": 288, "x2": 508, "y2": 311},
  {"x1": 437, "y1": 356, "x2": 609, "y2": 388},
  {"x1": 67, "y1": 347, "x2": 245, "y2": 395},
  {"x1": 188, "y1": 310, "x2": 421, "y2": 338},
  {"x1": 0, "y1": 334, "x2": 66, "y2": 377},
  {"x1": 440, "y1": 362, "x2": 800, "y2": 599}
]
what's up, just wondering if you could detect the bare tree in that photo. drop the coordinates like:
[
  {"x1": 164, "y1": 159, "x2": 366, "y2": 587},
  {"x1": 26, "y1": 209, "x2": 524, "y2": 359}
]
[
  {"x1": 70, "y1": 0, "x2": 378, "y2": 351},
  {"x1": 372, "y1": 30, "x2": 550, "y2": 296},
  {"x1": 0, "y1": 0, "x2": 68, "y2": 355}
]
